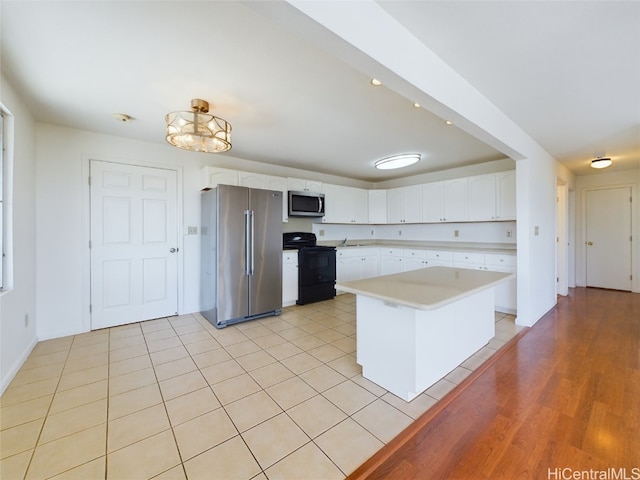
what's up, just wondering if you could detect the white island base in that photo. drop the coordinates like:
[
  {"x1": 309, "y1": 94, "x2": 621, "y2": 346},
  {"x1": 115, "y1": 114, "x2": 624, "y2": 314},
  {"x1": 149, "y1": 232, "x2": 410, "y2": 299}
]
[
  {"x1": 356, "y1": 289, "x2": 494, "y2": 401},
  {"x1": 337, "y1": 267, "x2": 514, "y2": 402}
]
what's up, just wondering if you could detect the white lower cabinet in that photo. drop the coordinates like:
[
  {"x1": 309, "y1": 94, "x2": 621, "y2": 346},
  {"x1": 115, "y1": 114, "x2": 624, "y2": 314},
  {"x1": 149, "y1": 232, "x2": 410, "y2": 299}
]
[
  {"x1": 282, "y1": 251, "x2": 298, "y2": 307},
  {"x1": 379, "y1": 248, "x2": 403, "y2": 275},
  {"x1": 402, "y1": 249, "x2": 428, "y2": 271},
  {"x1": 451, "y1": 251, "x2": 516, "y2": 313},
  {"x1": 336, "y1": 248, "x2": 379, "y2": 289},
  {"x1": 287, "y1": 246, "x2": 516, "y2": 313}
]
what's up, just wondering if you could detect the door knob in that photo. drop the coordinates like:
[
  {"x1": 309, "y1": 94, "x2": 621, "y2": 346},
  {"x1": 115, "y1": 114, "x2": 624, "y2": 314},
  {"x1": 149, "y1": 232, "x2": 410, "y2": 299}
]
[
  {"x1": 586, "y1": 242, "x2": 593, "y2": 246},
  {"x1": 170, "y1": 248, "x2": 177, "y2": 253}
]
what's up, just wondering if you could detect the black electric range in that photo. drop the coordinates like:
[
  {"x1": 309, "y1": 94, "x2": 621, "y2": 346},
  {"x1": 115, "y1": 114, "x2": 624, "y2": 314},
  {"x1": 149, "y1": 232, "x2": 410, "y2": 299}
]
[{"x1": 283, "y1": 232, "x2": 336, "y2": 305}]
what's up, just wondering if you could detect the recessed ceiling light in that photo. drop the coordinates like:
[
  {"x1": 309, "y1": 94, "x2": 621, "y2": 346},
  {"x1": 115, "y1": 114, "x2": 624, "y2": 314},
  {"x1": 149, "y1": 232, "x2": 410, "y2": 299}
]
[
  {"x1": 370, "y1": 78, "x2": 382, "y2": 86},
  {"x1": 375, "y1": 153, "x2": 421, "y2": 170},
  {"x1": 591, "y1": 157, "x2": 612, "y2": 169}
]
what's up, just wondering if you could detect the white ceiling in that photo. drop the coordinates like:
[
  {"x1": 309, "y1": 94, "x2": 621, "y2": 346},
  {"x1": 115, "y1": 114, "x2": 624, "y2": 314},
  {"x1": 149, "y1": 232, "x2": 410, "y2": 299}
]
[{"x1": 1, "y1": 1, "x2": 638, "y2": 182}]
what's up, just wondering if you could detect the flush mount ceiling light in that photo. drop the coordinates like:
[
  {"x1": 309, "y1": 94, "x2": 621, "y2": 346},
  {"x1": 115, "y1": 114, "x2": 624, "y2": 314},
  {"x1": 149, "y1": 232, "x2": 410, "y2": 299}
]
[
  {"x1": 166, "y1": 99, "x2": 231, "y2": 153},
  {"x1": 375, "y1": 153, "x2": 421, "y2": 170},
  {"x1": 591, "y1": 156, "x2": 612, "y2": 169},
  {"x1": 370, "y1": 78, "x2": 382, "y2": 86},
  {"x1": 113, "y1": 113, "x2": 133, "y2": 123}
]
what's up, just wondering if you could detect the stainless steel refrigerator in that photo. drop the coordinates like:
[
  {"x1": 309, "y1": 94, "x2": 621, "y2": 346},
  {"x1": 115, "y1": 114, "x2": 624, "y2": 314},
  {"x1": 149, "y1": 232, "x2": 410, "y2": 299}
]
[{"x1": 200, "y1": 185, "x2": 283, "y2": 328}]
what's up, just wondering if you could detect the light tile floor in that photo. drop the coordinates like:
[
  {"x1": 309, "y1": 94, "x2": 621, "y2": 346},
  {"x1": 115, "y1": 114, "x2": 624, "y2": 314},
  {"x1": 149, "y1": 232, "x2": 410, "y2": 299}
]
[{"x1": 0, "y1": 294, "x2": 522, "y2": 480}]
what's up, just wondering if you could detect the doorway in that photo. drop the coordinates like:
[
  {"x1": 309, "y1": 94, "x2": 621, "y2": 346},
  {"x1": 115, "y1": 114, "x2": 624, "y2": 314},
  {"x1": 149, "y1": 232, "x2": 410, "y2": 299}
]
[
  {"x1": 89, "y1": 160, "x2": 179, "y2": 329},
  {"x1": 585, "y1": 186, "x2": 632, "y2": 291}
]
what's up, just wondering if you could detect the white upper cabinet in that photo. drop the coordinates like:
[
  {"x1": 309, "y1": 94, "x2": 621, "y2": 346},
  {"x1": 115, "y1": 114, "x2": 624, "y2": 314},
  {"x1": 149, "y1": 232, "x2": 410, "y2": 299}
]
[
  {"x1": 422, "y1": 179, "x2": 467, "y2": 222},
  {"x1": 322, "y1": 184, "x2": 368, "y2": 223},
  {"x1": 442, "y1": 178, "x2": 468, "y2": 222},
  {"x1": 496, "y1": 170, "x2": 516, "y2": 220},
  {"x1": 387, "y1": 185, "x2": 422, "y2": 223},
  {"x1": 287, "y1": 177, "x2": 322, "y2": 193},
  {"x1": 422, "y1": 182, "x2": 445, "y2": 222},
  {"x1": 201, "y1": 166, "x2": 238, "y2": 189},
  {"x1": 466, "y1": 171, "x2": 516, "y2": 221},
  {"x1": 467, "y1": 173, "x2": 497, "y2": 221},
  {"x1": 368, "y1": 190, "x2": 387, "y2": 224}
]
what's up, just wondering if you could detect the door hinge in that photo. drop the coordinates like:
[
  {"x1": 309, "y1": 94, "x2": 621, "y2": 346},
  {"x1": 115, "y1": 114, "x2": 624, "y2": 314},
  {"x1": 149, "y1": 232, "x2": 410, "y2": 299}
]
[
  {"x1": 89, "y1": 240, "x2": 92, "y2": 249},
  {"x1": 88, "y1": 176, "x2": 91, "y2": 186},
  {"x1": 89, "y1": 304, "x2": 92, "y2": 313}
]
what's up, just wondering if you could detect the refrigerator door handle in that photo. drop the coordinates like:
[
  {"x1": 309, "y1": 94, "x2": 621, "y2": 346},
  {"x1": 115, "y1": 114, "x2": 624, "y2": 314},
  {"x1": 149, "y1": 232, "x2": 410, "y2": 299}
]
[
  {"x1": 244, "y1": 210, "x2": 252, "y2": 276},
  {"x1": 249, "y1": 210, "x2": 255, "y2": 275}
]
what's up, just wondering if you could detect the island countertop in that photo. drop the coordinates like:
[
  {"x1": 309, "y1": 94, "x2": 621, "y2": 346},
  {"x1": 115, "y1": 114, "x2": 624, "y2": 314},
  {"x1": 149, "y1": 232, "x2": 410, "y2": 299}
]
[{"x1": 336, "y1": 266, "x2": 515, "y2": 311}]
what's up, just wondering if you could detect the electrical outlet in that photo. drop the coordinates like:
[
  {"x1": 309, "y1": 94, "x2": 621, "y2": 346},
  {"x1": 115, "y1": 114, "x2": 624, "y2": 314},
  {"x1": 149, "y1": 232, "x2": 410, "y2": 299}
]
[
  {"x1": 187, "y1": 226, "x2": 198, "y2": 235},
  {"x1": 319, "y1": 229, "x2": 325, "y2": 237},
  {"x1": 398, "y1": 230, "x2": 402, "y2": 236},
  {"x1": 454, "y1": 229, "x2": 459, "y2": 237},
  {"x1": 534, "y1": 226, "x2": 540, "y2": 236},
  {"x1": 506, "y1": 230, "x2": 512, "y2": 238}
]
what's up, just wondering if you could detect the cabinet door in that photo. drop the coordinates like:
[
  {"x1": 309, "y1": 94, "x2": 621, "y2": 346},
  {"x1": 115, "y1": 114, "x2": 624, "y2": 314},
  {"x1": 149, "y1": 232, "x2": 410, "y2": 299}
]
[
  {"x1": 422, "y1": 182, "x2": 444, "y2": 222},
  {"x1": 402, "y1": 185, "x2": 423, "y2": 223},
  {"x1": 496, "y1": 171, "x2": 516, "y2": 219},
  {"x1": 322, "y1": 184, "x2": 347, "y2": 223},
  {"x1": 337, "y1": 256, "x2": 363, "y2": 283},
  {"x1": 467, "y1": 174, "x2": 496, "y2": 221},
  {"x1": 402, "y1": 257, "x2": 425, "y2": 272},
  {"x1": 368, "y1": 190, "x2": 387, "y2": 224},
  {"x1": 238, "y1": 172, "x2": 267, "y2": 189},
  {"x1": 352, "y1": 188, "x2": 369, "y2": 223},
  {"x1": 380, "y1": 256, "x2": 402, "y2": 275},
  {"x1": 201, "y1": 167, "x2": 238, "y2": 189},
  {"x1": 361, "y1": 255, "x2": 379, "y2": 279},
  {"x1": 386, "y1": 188, "x2": 404, "y2": 223},
  {"x1": 282, "y1": 255, "x2": 299, "y2": 306},
  {"x1": 442, "y1": 178, "x2": 468, "y2": 222}
]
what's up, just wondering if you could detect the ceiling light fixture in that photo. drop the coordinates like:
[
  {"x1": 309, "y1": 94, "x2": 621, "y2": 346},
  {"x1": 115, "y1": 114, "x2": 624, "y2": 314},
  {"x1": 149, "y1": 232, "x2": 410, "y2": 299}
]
[
  {"x1": 166, "y1": 99, "x2": 231, "y2": 153},
  {"x1": 591, "y1": 156, "x2": 612, "y2": 169},
  {"x1": 445, "y1": 120, "x2": 453, "y2": 125},
  {"x1": 370, "y1": 78, "x2": 382, "y2": 86},
  {"x1": 375, "y1": 153, "x2": 421, "y2": 170},
  {"x1": 413, "y1": 102, "x2": 421, "y2": 108}
]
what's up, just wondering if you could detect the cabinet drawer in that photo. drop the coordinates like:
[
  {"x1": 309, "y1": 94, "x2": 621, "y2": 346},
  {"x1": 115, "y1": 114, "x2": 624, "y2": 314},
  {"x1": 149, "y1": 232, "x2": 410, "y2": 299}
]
[
  {"x1": 426, "y1": 250, "x2": 453, "y2": 261},
  {"x1": 453, "y1": 252, "x2": 485, "y2": 264},
  {"x1": 484, "y1": 253, "x2": 516, "y2": 267},
  {"x1": 337, "y1": 247, "x2": 370, "y2": 258},
  {"x1": 283, "y1": 251, "x2": 298, "y2": 264},
  {"x1": 403, "y1": 249, "x2": 426, "y2": 258},
  {"x1": 380, "y1": 248, "x2": 403, "y2": 257}
]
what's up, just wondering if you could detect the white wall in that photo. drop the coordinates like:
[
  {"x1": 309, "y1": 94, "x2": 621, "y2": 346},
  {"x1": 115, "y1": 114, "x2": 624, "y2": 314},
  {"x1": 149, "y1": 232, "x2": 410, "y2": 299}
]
[
  {"x1": 574, "y1": 168, "x2": 640, "y2": 292},
  {"x1": 0, "y1": 76, "x2": 38, "y2": 394}
]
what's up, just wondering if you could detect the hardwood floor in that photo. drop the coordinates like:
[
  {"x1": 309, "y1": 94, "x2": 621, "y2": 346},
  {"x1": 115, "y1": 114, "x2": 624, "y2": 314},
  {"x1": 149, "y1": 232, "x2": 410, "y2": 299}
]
[{"x1": 348, "y1": 287, "x2": 640, "y2": 480}]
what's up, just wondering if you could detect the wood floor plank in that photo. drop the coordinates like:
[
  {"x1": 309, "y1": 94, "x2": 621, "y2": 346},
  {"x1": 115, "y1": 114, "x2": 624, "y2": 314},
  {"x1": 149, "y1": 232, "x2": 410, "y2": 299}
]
[{"x1": 347, "y1": 288, "x2": 640, "y2": 479}]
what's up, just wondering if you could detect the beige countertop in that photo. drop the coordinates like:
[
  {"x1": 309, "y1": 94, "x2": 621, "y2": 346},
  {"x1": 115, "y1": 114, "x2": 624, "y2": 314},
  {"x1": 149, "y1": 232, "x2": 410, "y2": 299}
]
[
  {"x1": 318, "y1": 241, "x2": 516, "y2": 255},
  {"x1": 336, "y1": 266, "x2": 515, "y2": 311}
]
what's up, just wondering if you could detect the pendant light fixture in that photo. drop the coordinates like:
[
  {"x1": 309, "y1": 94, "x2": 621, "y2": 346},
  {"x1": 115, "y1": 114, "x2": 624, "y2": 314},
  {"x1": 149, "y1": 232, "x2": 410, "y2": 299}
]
[
  {"x1": 375, "y1": 153, "x2": 421, "y2": 170},
  {"x1": 590, "y1": 156, "x2": 612, "y2": 169},
  {"x1": 166, "y1": 99, "x2": 231, "y2": 153}
]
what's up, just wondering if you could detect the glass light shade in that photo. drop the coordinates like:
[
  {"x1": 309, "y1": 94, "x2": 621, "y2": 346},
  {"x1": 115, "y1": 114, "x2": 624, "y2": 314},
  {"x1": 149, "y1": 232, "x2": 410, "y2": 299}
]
[
  {"x1": 166, "y1": 100, "x2": 231, "y2": 153},
  {"x1": 590, "y1": 157, "x2": 612, "y2": 169},
  {"x1": 375, "y1": 153, "x2": 421, "y2": 170}
]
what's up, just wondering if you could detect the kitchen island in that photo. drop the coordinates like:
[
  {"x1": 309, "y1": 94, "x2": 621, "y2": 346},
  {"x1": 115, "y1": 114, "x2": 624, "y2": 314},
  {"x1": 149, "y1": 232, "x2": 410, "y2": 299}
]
[{"x1": 336, "y1": 266, "x2": 515, "y2": 401}]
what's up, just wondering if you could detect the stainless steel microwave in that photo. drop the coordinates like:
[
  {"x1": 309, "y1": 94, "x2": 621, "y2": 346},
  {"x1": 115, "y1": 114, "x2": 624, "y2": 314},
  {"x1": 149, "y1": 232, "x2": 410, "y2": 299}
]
[{"x1": 288, "y1": 190, "x2": 325, "y2": 217}]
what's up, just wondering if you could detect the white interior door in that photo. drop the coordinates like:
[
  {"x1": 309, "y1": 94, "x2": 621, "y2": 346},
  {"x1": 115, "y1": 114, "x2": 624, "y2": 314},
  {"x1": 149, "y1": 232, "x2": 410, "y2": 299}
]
[
  {"x1": 585, "y1": 187, "x2": 632, "y2": 291},
  {"x1": 90, "y1": 160, "x2": 178, "y2": 329}
]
